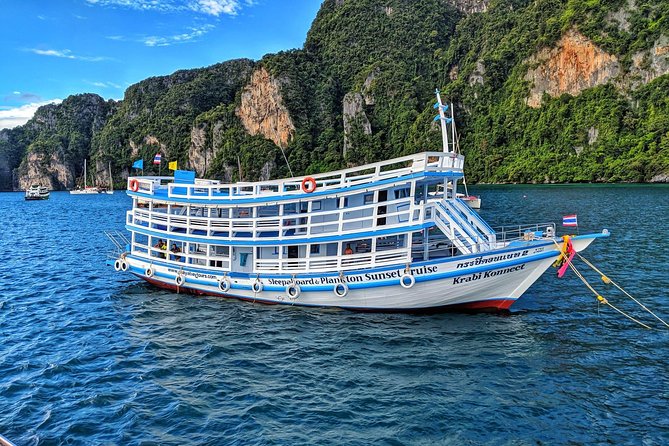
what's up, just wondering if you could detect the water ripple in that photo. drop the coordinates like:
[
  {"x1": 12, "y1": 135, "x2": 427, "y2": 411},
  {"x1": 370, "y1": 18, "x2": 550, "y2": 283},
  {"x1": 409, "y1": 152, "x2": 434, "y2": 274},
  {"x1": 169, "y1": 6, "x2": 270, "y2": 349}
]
[{"x1": 1, "y1": 188, "x2": 669, "y2": 445}]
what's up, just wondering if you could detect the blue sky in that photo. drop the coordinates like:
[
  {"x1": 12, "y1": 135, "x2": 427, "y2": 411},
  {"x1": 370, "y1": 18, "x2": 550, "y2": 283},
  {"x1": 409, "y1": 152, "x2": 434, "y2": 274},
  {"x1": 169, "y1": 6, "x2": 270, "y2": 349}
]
[{"x1": 0, "y1": 0, "x2": 322, "y2": 129}]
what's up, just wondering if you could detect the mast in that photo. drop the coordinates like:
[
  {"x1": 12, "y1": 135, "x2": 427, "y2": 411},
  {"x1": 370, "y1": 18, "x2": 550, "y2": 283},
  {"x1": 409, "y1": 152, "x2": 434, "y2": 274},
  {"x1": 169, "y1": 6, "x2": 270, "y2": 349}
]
[
  {"x1": 84, "y1": 159, "x2": 87, "y2": 189},
  {"x1": 109, "y1": 162, "x2": 113, "y2": 192},
  {"x1": 434, "y1": 89, "x2": 452, "y2": 153}
]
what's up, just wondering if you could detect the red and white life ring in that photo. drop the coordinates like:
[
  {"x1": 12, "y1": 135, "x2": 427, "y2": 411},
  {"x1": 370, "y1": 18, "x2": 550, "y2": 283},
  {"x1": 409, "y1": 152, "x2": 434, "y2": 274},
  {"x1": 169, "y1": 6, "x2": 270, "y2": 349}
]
[
  {"x1": 301, "y1": 177, "x2": 317, "y2": 193},
  {"x1": 129, "y1": 179, "x2": 139, "y2": 192}
]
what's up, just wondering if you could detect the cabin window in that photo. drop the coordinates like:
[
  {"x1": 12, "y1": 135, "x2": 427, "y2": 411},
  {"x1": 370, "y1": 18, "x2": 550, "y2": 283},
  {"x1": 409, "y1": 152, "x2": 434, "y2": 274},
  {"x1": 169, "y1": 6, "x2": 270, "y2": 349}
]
[
  {"x1": 258, "y1": 205, "x2": 280, "y2": 217},
  {"x1": 236, "y1": 207, "x2": 252, "y2": 218},
  {"x1": 363, "y1": 193, "x2": 374, "y2": 204},
  {"x1": 310, "y1": 244, "x2": 320, "y2": 255},
  {"x1": 346, "y1": 238, "x2": 372, "y2": 254},
  {"x1": 338, "y1": 197, "x2": 349, "y2": 208},
  {"x1": 283, "y1": 203, "x2": 298, "y2": 215},
  {"x1": 377, "y1": 234, "x2": 406, "y2": 251},
  {"x1": 394, "y1": 188, "x2": 411, "y2": 199},
  {"x1": 189, "y1": 206, "x2": 206, "y2": 216},
  {"x1": 311, "y1": 201, "x2": 322, "y2": 211}
]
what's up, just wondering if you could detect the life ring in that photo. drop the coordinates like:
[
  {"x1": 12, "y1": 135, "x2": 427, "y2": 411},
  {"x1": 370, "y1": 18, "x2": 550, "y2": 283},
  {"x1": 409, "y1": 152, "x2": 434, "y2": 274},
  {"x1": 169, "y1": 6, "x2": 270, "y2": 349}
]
[
  {"x1": 252, "y1": 280, "x2": 263, "y2": 293},
  {"x1": 286, "y1": 283, "x2": 301, "y2": 299},
  {"x1": 400, "y1": 273, "x2": 415, "y2": 289},
  {"x1": 333, "y1": 282, "x2": 349, "y2": 298},
  {"x1": 301, "y1": 177, "x2": 317, "y2": 193},
  {"x1": 218, "y1": 277, "x2": 231, "y2": 292},
  {"x1": 145, "y1": 267, "x2": 154, "y2": 277},
  {"x1": 129, "y1": 179, "x2": 139, "y2": 192},
  {"x1": 175, "y1": 274, "x2": 185, "y2": 286},
  {"x1": 114, "y1": 259, "x2": 122, "y2": 272},
  {"x1": 120, "y1": 260, "x2": 129, "y2": 272}
]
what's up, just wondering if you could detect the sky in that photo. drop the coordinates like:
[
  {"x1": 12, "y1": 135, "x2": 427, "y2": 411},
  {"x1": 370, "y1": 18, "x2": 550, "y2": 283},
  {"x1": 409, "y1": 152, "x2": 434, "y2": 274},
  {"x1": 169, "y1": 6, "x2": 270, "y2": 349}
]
[{"x1": 0, "y1": 0, "x2": 322, "y2": 130}]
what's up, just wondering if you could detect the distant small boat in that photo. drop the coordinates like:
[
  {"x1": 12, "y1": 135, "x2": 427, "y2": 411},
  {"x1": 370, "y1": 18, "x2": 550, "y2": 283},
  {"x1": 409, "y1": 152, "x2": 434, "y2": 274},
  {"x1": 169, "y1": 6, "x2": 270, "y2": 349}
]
[
  {"x1": 457, "y1": 193, "x2": 481, "y2": 209},
  {"x1": 25, "y1": 184, "x2": 49, "y2": 200},
  {"x1": 70, "y1": 159, "x2": 100, "y2": 194}
]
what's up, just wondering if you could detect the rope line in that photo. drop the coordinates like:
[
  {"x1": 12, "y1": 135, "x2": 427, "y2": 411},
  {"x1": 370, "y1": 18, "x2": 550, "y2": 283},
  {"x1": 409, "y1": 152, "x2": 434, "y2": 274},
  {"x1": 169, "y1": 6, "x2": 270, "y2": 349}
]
[
  {"x1": 550, "y1": 239, "x2": 660, "y2": 330},
  {"x1": 576, "y1": 253, "x2": 669, "y2": 329}
]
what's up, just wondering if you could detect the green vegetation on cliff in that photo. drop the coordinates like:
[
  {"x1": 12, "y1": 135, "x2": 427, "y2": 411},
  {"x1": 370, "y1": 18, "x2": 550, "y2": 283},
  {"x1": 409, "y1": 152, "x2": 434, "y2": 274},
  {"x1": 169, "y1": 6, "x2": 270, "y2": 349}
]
[{"x1": 1, "y1": 0, "x2": 667, "y2": 190}]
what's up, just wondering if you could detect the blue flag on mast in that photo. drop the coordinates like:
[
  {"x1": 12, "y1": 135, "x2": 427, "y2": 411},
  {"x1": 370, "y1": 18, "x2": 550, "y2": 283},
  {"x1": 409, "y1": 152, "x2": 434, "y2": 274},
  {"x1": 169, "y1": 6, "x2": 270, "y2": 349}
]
[{"x1": 132, "y1": 159, "x2": 143, "y2": 169}]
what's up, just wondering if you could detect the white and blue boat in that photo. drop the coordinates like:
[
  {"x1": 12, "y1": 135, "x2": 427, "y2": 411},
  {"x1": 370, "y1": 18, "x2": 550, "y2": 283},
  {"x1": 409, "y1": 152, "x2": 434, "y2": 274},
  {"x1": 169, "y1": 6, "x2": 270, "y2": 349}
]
[{"x1": 110, "y1": 91, "x2": 608, "y2": 312}]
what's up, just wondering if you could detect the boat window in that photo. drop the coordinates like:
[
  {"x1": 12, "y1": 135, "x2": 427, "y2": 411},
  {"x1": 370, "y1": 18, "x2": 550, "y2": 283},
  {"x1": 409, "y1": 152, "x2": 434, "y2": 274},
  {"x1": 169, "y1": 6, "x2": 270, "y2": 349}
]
[
  {"x1": 235, "y1": 207, "x2": 252, "y2": 218},
  {"x1": 134, "y1": 233, "x2": 149, "y2": 246},
  {"x1": 394, "y1": 188, "x2": 411, "y2": 199},
  {"x1": 310, "y1": 244, "x2": 320, "y2": 255},
  {"x1": 258, "y1": 205, "x2": 280, "y2": 217},
  {"x1": 363, "y1": 193, "x2": 374, "y2": 204},
  {"x1": 283, "y1": 203, "x2": 297, "y2": 215},
  {"x1": 347, "y1": 238, "x2": 372, "y2": 254},
  {"x1": 338, "y1": 197, "x2": 349, "y2": 208},
  {"x1": 311, "y1": 201, "x2": 322, "y2": 211},
  {"x1": 170, "y1": 204, "x2": 187, "y2": 215},
  {"x1": 189, "y1": 206, "x2": 206, "y2": 216},
  {"x1": 377, "y1": 234, "x2": 406, "y2": 251}
]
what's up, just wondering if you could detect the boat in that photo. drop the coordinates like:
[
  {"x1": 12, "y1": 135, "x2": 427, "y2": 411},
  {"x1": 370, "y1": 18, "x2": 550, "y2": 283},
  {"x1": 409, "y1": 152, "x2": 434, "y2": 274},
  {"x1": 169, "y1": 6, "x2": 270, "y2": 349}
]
[
  {"x1": 109, "y1": 90, "x2": 608, "y2": 312},
  {"x1": 457, "y1": 193, "x2": 481, "y2": 209},
  {"x1": 70, "y1": 159, "x2": 100, "y2": 194},
  {"x1": 25, "y1": 184, "x2": 49, "y2": 200}
]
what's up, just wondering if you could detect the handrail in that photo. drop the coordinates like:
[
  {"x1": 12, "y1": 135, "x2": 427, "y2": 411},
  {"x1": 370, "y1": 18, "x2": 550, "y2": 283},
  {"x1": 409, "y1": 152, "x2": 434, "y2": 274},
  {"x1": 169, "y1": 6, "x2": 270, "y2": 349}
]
[{"x1": 127, "y1": 151, "x2": 464, "y2": 201}]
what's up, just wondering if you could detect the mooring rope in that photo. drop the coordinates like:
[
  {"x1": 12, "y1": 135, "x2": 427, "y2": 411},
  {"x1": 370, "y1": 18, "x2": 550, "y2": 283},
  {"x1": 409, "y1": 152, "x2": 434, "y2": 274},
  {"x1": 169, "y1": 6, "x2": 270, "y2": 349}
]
[
  {"x1": 550, "y1": 239, "x2": 662, "y2": 330},
  {"x1": 576, "y1": 252, "x2": 669, "y2": 329}
]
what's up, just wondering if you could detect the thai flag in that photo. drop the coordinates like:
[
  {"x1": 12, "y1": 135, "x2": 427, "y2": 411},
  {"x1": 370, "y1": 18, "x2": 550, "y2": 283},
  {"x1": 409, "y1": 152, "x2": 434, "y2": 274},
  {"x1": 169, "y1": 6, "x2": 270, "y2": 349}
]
[
  {"x1": 153, "y1": 153, "x2": 162, "y2": 165},
  {"x1": 563, "y1": 214, "x2": 578, "y2": 227}
]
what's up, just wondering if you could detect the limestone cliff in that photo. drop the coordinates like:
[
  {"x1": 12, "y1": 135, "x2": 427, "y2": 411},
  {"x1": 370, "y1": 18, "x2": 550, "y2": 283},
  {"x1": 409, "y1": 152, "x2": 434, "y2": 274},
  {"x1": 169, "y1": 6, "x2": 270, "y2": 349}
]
[
  {"x1": 525, "y1": 29, "x2": 620, "y2": 108},
  {"x1": 236, "y1": 67, "x2": 295, "y2": 148},
  {"x1": 18, "y1": 151, "x2": 74, "y2": 191},
  {"x1": 343, "y1": 92, "x2": 372, "y2": 155}
]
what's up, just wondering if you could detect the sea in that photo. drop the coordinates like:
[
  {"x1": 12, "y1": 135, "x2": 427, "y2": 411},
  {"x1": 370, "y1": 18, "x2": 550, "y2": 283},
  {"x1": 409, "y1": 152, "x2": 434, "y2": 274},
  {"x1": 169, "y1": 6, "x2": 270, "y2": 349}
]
[{"x1": 1, "y1": 185, "x2": 668, "y2": 446}]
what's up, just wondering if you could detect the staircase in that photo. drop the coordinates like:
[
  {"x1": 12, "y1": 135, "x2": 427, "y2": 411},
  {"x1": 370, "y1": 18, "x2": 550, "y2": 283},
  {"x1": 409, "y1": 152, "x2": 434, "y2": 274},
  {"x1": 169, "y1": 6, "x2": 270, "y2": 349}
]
[{"x1": 432, "y1": 198, "x2": 496, "y2": 254}]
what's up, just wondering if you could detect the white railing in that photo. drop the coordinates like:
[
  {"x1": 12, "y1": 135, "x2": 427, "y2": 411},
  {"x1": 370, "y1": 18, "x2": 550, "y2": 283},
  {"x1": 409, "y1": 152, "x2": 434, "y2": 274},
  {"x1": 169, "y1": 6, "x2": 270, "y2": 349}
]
[
  {"x1": 127, "y1": 195, "x2": 420, "y2": 242},
  {"x1": 127, "y1": 151, "x2": 464, "y2": 201},
  {"x1": 254, "y1": 247, "x2": 410, "y2": 273}
]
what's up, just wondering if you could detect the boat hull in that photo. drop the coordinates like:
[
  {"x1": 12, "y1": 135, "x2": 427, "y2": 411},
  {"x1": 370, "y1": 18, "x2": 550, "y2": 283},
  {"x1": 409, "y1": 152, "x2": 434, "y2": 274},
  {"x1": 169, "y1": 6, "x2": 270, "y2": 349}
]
[{"x1": 121, "y1": 234, "x2": 604, "y2": 312}]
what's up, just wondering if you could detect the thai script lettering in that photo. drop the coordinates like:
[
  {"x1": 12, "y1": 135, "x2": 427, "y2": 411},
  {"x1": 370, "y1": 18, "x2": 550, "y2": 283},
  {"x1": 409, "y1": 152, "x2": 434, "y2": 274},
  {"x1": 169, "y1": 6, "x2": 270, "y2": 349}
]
[{"x1": 455, "y1": 250, "x2": 529, "y2": 269}]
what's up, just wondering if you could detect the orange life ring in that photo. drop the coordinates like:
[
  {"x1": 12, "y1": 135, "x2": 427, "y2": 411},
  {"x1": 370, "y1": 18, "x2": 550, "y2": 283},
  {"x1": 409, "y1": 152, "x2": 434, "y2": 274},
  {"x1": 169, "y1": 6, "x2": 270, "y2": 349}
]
[
  {"x1": 301, "y1": 177, "x2": 317, "y2": 193},
  {"x1": 129, "y1": 179, "x2": 139, "y2": 192}
]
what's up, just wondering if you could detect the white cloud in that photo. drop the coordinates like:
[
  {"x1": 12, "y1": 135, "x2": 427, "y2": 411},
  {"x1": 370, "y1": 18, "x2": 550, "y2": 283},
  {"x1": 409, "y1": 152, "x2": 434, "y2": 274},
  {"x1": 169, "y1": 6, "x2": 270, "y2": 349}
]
[
  {"x1": 0, "y1": 100, "x2": 62, "y2": 130},
  {"x1": 28, "y1": 48, "x2": 108, "y2": 62},
  {"x1": 88, "y1": 80, "x2": 123, "y2": 89},
  {"x1": 85, "y1": 0, "x2": 243, "y2": 16},
  {"x1": 142, "y1": 24, "x2": 215, "y2": 47}
]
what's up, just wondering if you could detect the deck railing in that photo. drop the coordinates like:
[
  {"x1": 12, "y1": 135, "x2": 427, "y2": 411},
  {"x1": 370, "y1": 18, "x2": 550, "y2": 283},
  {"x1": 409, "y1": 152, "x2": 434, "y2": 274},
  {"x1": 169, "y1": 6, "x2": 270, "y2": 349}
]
[{"x1": 127, "y1": 151, "x2": 464, "y2": 201}]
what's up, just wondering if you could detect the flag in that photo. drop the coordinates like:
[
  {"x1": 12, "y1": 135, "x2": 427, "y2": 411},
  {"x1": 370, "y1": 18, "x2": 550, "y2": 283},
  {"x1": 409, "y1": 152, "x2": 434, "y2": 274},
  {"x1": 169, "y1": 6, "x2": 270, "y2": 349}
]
[
  {"x1": 168, "y1": 161, "x2": 178, "y2": 171},
  {"x1": 153, "y1": 153, "x2": 162, "y2": 165},
  {"x1": 132, "y1": 159, "x2": 143, "y2": 169},
  {"x1": 562, "y1": 214, "x2": 578, "y2": 227}
]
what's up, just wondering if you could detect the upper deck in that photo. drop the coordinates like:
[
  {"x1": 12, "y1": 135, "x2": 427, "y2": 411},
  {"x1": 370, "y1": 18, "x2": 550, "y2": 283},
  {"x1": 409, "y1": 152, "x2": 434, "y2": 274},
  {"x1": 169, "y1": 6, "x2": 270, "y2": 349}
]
[{"x1": 126, "y1": 151, "x2": 464, "y2": 204}]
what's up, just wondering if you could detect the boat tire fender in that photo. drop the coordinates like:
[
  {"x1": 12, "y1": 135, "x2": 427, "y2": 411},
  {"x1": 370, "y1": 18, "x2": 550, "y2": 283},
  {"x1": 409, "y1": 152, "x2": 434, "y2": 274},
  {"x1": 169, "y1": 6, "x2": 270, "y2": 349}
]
[
  {"x1": 301, "y1": 177, "x2": 317, "y2": 193},
  {"x1": 252, "y1": 280, "x2": 263, "y2": 293},
  {"x1": 286, "y1": 284, "x2": 301, "y2": 299},
  {"x1": 175, "y1": 274, "x2": 185, "y2": 287},
  {"x1": 333, "y1": 282, "x2": 349, "y2": 298},
  {"x1": 114, "y1": 259, "x2": 122, "y2": 272},
  {"x1": 129, "y1": 179, "x2": 139, "y2": 192},
  {"x1": 145, "y1": 267, "x2": 154, "y2": 277},
  {"x1": 120, "y1": 260, "x2": 129, "y2": 272},
  {"x1": 219, "y1": 277, "x2": 231, "y2": 293},
  {"x1": 400, "y1": 273, "x2": 415, "y2": 289}
]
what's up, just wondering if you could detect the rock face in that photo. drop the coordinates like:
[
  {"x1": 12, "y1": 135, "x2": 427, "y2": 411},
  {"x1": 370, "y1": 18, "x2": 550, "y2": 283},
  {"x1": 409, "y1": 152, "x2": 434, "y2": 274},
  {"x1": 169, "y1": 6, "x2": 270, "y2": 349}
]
[
  {"x1": 236, "y1": 67, "x2": 295, "y2": 148},
  {"x1": 629, "y1": 35, "x2": 669, "y2": 89},
  {"x1": 18, "y1": 151, "x2": 74, "y2": 191},
  {"x1": 525, "y1": 29, "x2": 620, "y2": 108},
  {"x1": 342, "y1": 92, "x2": 372, "y2": 155},
  {"x1": 189, "y1": 122, "x2": 222, "y2": 176},
  {"x1": 449, "y1": 0, "x2": 489, "y2": 15}
]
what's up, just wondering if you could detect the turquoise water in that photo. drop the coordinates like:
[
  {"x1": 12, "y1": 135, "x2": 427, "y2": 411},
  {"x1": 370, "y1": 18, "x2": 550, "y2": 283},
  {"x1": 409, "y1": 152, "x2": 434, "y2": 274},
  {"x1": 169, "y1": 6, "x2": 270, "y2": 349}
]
[{"x1": 1, "y1": 185, "x2": 668, "y2": 445}]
